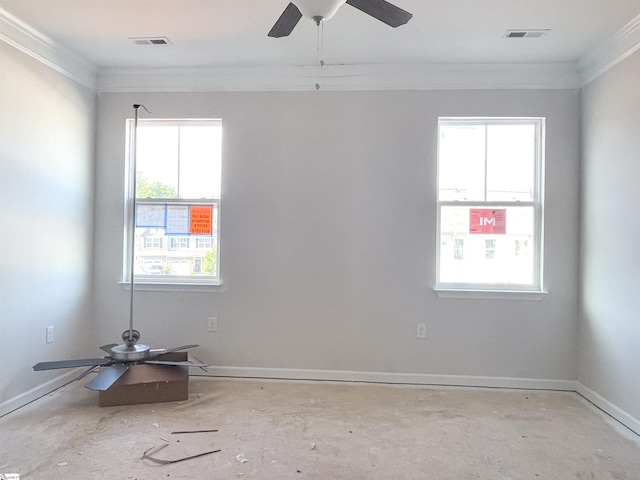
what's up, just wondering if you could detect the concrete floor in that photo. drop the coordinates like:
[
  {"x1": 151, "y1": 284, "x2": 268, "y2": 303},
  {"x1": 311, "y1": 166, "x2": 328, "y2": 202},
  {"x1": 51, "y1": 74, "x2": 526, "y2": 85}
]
[{"x1": 1, "y1": 377, "x2": 639, "y2": 479}]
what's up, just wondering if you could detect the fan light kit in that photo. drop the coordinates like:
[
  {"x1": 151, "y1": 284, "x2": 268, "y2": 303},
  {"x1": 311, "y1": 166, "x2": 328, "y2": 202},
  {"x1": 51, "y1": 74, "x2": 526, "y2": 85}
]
[
  {"x1": 296, "y1": 0, "x2": 347, "y2": 22},
  {"x1": 33, "y1": 104, "x2": 208, "y2": 393}
]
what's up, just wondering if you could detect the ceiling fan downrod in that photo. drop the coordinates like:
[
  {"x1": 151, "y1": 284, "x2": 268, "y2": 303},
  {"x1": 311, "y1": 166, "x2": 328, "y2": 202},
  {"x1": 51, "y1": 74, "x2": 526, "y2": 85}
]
[{"x1": 120, "y1": 103, "x2": 152, "y2": 359}]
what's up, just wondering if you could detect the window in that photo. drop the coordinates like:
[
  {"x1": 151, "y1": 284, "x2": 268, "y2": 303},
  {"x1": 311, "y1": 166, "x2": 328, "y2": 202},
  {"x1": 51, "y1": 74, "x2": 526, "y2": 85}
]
[
  {"x1": 454, "y1": 239, "x2": 464, "y2": 260},
  {"x1": 169, "y1": 237, "x2": 189, "y2": 250},
  {"x1": 144, "y1": 236, "x2": 163, "y2": 249},
  {"x1": 124, "y1": 119, "x2": 222, "y2": 285},
  {"x1": 436, "y1": 117, "x2": 544, "y2": 291},
  {"x1": 196, "y1": 237, "x2": 213, "y2": 249},
  {"x1": 194, "y1": 257, "x2": 203, "y2": 273},
  {"x1": 515, "y1": 239, "x2": 529, "y2": 257},
  {"x1": 485, "y1": 239, "x2": 496, "y2": 260}
]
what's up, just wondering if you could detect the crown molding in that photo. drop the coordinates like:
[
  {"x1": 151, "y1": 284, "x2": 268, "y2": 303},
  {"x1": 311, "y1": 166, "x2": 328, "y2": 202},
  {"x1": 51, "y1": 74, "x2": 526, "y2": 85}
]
[
  {"x1": 0, "y1": 6, "x2": 97, "y2": 90},
  {"x1": 97, "y1": 62, "x2": 581, "y2": 93},
  {"x1": 580, "y1": 13, "x2": 640, "y2": 86},
  {"x1": 2, "y1": 4, "x2": 638, "y2": 93}
]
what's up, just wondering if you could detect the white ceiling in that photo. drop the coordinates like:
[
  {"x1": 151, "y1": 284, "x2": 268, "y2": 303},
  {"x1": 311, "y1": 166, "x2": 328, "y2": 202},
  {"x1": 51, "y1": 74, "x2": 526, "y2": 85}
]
[{"x1": 1, "y1": 0, "x2": 639, "y2": 70}]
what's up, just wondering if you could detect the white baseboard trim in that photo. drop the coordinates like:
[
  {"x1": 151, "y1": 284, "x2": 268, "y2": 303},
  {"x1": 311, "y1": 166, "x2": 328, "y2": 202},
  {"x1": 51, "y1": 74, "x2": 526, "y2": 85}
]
[
  {"x1": 194, "y1": 366, "x2": 577, "y2": 392},
  {"x1": 199, "y1": 368, "x2": 640, "y2": 436},
  {"x1": 4, "y1": 366, "x2": 638, "y2": 439},
  {"x1": 576, "y1": 383, "x2": 640, "y2": 437},
  {"x1": 0, "y1": 369, "x2": 81, "y2": 418}
]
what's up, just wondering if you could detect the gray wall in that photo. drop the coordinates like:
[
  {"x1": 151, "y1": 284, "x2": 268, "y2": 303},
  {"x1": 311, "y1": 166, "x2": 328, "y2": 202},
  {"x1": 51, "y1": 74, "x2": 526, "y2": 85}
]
[
  {"x1": 580, "y1": 50, "x2": 640, "y2": 421},
  {"x1": 0, "y1": 42, "x2": 96, "y2": 409},
  {"x1": 94, "y1": 89, "x2": 580, "y2": 382}
]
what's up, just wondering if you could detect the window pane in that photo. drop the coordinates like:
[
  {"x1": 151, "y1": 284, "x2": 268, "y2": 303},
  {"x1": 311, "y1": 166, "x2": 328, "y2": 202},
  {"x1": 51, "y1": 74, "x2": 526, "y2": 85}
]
[
  {"x1": 439, "y1": 205, "x2": 535, "y2": 285},
  {"x1": 127, "y1": 119, "x2": 222, "y2": 284},
  {"x1": 133, "y1": 204, "x2": 219, "y2": 277},
  {"x1": 486, "y1": 124, "x2": 535, "y2": 202},
  {"x1": 438, "y1": 125, "x2": 486, "y2": 201},
  {"x1": 179, "y1": 125, "x2": 222, "y2": 199},
  {"x1": 136, "y1": 126, "x2": 179, "y2": 198},
  {"x1": 135, "y1": 122, "x2": 222, "y2": 200}
]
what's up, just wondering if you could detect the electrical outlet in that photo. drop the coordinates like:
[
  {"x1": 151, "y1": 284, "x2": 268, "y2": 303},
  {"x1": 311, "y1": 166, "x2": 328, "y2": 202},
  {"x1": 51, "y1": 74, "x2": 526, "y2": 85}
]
[
  {"x1": 46, "y1": 326, "x2": 54, "y2": 344},
  {"x1": 208, "y1": 317, "x2": 218, "y2": 333},
  {"x1": 416, "y1": 323, "x2": 427, "y2": 339}
]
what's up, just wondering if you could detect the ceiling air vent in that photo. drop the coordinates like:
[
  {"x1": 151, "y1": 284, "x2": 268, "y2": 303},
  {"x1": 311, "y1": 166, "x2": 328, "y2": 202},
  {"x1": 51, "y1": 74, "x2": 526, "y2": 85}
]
[
  {"x1": 504, "y1": 30, "x2": 549, "y2": 39},
  {"x1": 130, "y1": 37, "x2": 173, "y2": 46}
]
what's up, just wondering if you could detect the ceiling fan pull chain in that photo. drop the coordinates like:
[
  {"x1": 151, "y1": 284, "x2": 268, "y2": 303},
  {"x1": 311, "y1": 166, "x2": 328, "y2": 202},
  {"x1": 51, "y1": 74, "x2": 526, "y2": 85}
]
[
  {"x1": 315, "y1": 19, "x2": 321, "y2": 90},
  {"x1": 321, "y1": 19, "x2": 325, "y2": 68},
  {"x1": 315, "y1": 19, "x2": 326, "y2": 91}
]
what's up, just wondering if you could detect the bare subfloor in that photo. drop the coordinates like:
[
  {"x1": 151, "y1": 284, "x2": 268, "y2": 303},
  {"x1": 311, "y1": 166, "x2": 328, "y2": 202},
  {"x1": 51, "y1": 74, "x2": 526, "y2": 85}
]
[{"x1": 1, "y1": 377, "x2": 639, "y2": 479}]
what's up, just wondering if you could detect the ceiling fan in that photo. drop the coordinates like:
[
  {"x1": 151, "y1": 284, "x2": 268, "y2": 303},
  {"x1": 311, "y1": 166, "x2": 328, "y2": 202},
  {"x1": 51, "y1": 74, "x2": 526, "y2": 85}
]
[
  {"x1": 33, "y1": 332, "x2": 207, "y2": 391},
  {"x1": 33, "y1": 104, "x2": 208, "y2": 393},
  {"x1": 268, "y1": 0, "x2": 413, "y2": 37}
]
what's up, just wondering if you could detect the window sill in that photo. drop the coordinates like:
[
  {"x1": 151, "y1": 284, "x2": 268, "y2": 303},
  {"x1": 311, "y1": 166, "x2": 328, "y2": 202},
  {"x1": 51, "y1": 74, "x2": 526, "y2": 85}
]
[
  {"x1": 119, "y1": 281, "x2": 226, "y2": 293},
  {"x1": 434, "y1": 289, "x2": 548, "y2": 300}
]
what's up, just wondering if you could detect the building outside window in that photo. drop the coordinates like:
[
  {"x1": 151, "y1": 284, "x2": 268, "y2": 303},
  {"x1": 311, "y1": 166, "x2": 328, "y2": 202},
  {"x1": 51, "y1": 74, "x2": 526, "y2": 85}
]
[
  {"x1": 124, "y1": 119, "x2": 222, "y2": 285},
  {"x1": 436, "y1": 117, "x2": 544, "y2": 291},
  {"x1": 515, "y1": 239, "x2": 529, "y2": 257},
  {"x1": 169, "y1": 237, "x2": 189, "y2": 250},
  {"x1": 485, "y1": 239, "x2": 496, "y2": 260},
  {"x1": 144, "y1": 236, "x2": 163, "y2": 249},
  {"x1": 194, "y1": 257, "x2": 203, "y2": 273},
  {"x1": 454, "y1": 238, "x2": 464, "y2": 260},
  {"x1": 196, "y1": 237, "x2": 213, "y2": 249}
]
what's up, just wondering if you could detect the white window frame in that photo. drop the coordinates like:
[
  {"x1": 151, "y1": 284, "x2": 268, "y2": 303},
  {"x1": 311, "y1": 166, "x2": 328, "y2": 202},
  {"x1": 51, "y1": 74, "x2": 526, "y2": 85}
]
[
  {"x1": 435, "y1": 117, "x2": 545, "y2": 295},
  {"x1": 122, "y1": 119, "x2": 222, "y2": 289}
]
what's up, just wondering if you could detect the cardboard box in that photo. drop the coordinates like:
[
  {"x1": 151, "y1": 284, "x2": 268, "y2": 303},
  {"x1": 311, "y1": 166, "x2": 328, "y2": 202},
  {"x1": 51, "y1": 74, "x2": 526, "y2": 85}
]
[{"x1": 98, "y1": 352, "x2": 189, "y2": 407}]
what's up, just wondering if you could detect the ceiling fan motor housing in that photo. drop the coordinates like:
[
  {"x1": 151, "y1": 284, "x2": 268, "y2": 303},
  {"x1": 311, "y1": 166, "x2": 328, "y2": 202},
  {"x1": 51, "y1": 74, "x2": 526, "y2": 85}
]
[{"x1": 110, "y1": 343, "x2": 150, "y2": 361}]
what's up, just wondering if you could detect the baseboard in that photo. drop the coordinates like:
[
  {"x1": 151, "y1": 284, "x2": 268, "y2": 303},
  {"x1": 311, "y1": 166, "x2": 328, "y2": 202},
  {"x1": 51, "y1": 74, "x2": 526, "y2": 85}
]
[
  {"x1": 194, "y1": 366, "x2": 577, "y2": 392},
  {"x1": 199, "y1": 367, "x2": 640, "y2": 436},
  {"x1": 5, "y1": 366, "x2": 638, "y2": 439},
  {"x1": 576, "y1": 383, "x2": 640, "y2": 437},
  {"x1": 0, "y1": 369, "x2": 81, "y2": 418}
]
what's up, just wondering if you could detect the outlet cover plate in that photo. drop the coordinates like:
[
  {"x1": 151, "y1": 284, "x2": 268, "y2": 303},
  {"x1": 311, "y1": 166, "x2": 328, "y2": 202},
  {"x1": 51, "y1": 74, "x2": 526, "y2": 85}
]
[
  {"x1": 46, "y1": 326, "x2": 54, "y2": 344},
  {"x1": 208, "y1": 317, "x2": 218, "y2": 332}
]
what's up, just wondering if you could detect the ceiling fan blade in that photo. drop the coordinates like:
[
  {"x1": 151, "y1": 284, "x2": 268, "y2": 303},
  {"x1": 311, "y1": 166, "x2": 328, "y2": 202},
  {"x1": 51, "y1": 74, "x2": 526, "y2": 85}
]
[
  {"x1": 99, "y1": 343, "x2": 118, "y2": 354},
  {"x1": 164, "y1": 343, "x2": 199, "y2": 353},
  {"x1": 346, "y1": 0, "x2": 412, "y2": 27},
  {"x1": 268, "y1": 2, "x2": 303, "y2": 38},
  {"x1": 84, "y1": 364, "x2": 129, "y2": 391},
  {"x1": 149, "y1": 344, "x2": 199, "y2": 356},
  {"x1": 33, "y1": 357, "x2": 111, "y2": 371},
  {"x1": 144, "y1": 360, "x2": 209, "y2": 367}
]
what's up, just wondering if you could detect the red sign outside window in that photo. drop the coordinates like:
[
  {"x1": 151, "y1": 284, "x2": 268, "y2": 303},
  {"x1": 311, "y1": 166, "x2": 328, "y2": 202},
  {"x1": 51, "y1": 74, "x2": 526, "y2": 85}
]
[
  {"x1": 469, "y1": 209, "x2": 506, "y2": 234},
  {"x1": 190, "y1": 205, "x2": 213, "y2": 235}
]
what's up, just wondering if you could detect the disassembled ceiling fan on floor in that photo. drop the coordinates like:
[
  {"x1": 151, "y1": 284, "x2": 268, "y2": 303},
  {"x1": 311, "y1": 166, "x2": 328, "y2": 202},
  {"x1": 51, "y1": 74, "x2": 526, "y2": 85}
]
[
  {"x1": 33, "y1": 333, "x2": 207, "y2": 391},
  {"x1": 33, "y1": 104, "x2": 208, "y2": 392},
  {"x1": 268, "y1": 0, "x2": 413, "y2": 38}
]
